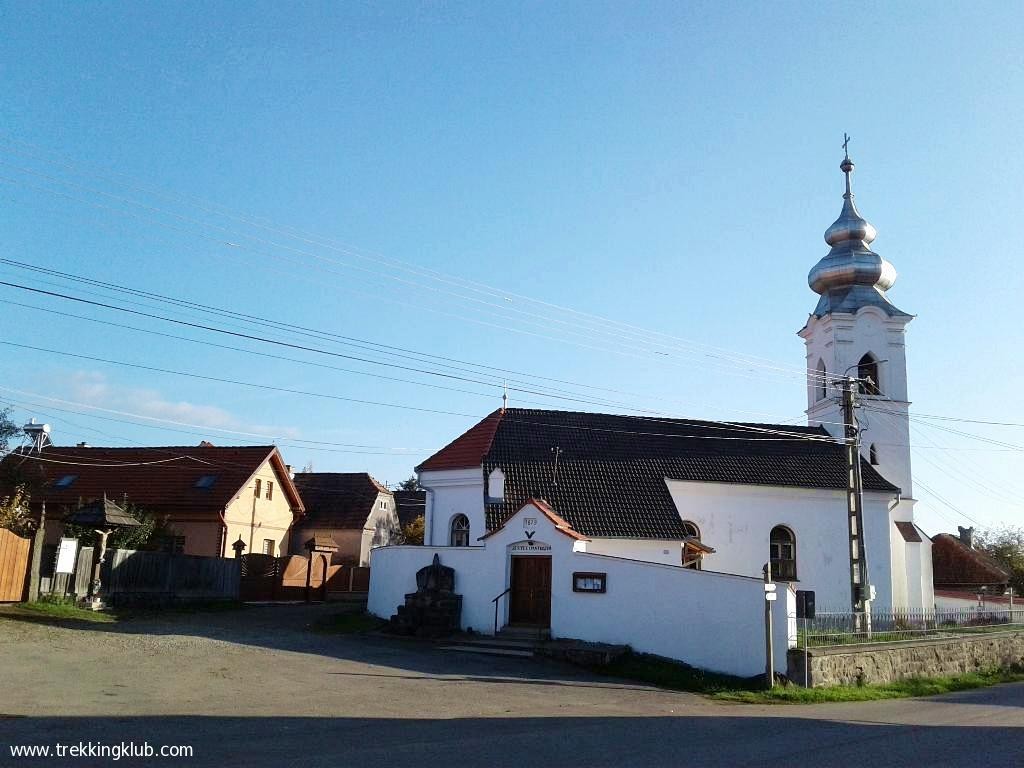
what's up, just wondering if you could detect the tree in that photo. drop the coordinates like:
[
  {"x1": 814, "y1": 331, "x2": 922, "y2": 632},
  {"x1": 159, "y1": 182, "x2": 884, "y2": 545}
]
[
  {"x1": 396, "y1": 475, "x2": 420, "y2": 491},
  {"x1": 401, "y1": 515, "x2": 424, "y2": 545},
  {"x1": 0, "y1": 408, "x2": 19, "y2": 453},
  {"x1": 0, "y1": 485, "x2": 35, "y2": 537},
  {"x1": 975, "y1": 525, "x2": 1024, "y2": 595}
]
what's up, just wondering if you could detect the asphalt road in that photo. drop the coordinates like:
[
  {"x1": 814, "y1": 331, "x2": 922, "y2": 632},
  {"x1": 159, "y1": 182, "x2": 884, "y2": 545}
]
[{"x1": 1, "y1": 604, "x2": 1021, "y2": 767}]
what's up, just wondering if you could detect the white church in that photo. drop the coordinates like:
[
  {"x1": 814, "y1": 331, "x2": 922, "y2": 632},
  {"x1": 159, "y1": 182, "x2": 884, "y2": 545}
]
[{"x1": 368, "y1": 148, "x2": 934, "y2": 676}]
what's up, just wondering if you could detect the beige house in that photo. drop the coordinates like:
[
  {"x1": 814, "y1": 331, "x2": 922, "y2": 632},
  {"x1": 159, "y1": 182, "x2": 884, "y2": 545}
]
[
  {"x1": 290, "y1": 473, "x2": 401, "y2": 566},
  {"x1": 2, "y1": 444, "x2": 305, "y2": 558}
]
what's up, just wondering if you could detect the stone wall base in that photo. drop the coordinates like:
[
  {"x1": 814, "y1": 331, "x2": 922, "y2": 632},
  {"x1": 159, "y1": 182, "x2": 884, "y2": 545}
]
[{"x1": 788, "y1": 630, "x2": 1024, "y2": 687}]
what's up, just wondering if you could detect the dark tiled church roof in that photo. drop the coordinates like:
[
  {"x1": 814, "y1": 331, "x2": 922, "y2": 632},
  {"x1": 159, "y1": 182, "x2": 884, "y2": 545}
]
[{"x1": 423, "y1": 408, "x2": 899, "y2": 540}]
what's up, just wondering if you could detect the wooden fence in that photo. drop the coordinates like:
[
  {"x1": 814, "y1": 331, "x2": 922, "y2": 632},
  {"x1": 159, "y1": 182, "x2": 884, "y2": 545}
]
[
  {"x1": 40, "y1": 545, "x2": 95, "y2": 599},
  {"x1": 240, "y1": 553, "x2": 369, "y2": 602},
  {"x1": 0, "y1": 528, "x2": 32, "y2": 602},
  {"x1": 102, "y1": 549, "x2": 240, "y2": 605}
]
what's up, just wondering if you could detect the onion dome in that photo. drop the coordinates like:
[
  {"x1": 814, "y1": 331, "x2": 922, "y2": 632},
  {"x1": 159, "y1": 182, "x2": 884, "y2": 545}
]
[{"x1": 807, "y1": 139, "x2": 907, "y2": 317}]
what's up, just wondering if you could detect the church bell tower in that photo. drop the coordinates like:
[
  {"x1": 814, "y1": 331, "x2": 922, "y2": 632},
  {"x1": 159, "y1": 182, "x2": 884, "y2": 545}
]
[{"x1": 798, "y1": 141, "x2": 915, "y2": 507}]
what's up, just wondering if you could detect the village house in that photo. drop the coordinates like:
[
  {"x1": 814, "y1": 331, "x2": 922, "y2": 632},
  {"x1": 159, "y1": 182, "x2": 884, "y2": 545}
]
[
  {"x1": 368, "y1": 149, "x2": 937, "y2": 675},
  {"x1": 289, "y1": 473, "x2": 401, "y2": 566},
  {"x1": 0, "y1": 443, "x2": 304, "y2": 558},
  {"x1": 931, "y1": 526, "x2": 1013, "y2": 610}
]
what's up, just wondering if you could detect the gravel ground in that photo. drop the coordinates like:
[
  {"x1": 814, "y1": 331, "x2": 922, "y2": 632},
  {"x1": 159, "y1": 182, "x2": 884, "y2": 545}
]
[{"x1": 1, "y1": 603, "x2": 1022, "y2": 767}]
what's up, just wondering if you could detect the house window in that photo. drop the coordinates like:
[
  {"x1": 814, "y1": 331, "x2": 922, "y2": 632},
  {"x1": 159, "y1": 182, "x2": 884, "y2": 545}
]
[
  {"x1": 450, "y1": 514, "x2": 470, "y2": 547},
  {"x1": 487, "y1": 467, "x2": 505, "y2": 502},
  {"x1": 857, "y1": 354, "x2": 881, "y2": 395},
  {"x1": 681, "y1": 520, "x2": 703, "y2": 570},
  {"x1": 53, "y1": 474, "x2": 77, "y2": 488},
  {"x1": 254, "y1": 479, "x2": 262, "y2": 498},
  {"x1": 869, "y1": 444, "x2": 879, "y2": 465},
  {"x1": 770, "y1": 526, "x2": 797, "y2": 581},
  {"x1": 265, "y1": 481, "x2": 273, "y2": 500},
  {"x1": 194, "y1": 475, "x2": 217, "y2": 489},
  {"x1": 380, "y1": 500, "x2": 388, "y2": 510},
  {"x1": 262, "y1": 539, "x2": 275, "y2": 556}
]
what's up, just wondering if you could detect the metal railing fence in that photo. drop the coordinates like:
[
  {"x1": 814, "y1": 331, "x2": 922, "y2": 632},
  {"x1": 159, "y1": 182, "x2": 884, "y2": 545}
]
[{"x1": 801, "y1": 605, "x2": 1024, "y2": 647}]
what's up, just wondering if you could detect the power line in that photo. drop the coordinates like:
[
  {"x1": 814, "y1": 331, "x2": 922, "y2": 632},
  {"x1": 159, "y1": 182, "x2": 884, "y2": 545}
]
[
  {"x1": 0, "y1": 391, "x2": 431, "y2": 454},
  {"x1": 0, "y1": 140, "x2": 841, "y2": 383},
  {"x1": 0, "y1": 339, "x2": 480, "y2": 419},
  {"x1": 0, "y1": 166, "x2": 839, "y2": 385}
]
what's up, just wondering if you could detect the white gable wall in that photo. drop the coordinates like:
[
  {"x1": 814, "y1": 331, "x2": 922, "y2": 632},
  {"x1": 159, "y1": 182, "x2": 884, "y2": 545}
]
[
  {"x1": 419, "y1": 467, "x2": 485, "y2": 547},
  {"x1": 666, "y1": 479, "x2": 897, "y2": 609}
]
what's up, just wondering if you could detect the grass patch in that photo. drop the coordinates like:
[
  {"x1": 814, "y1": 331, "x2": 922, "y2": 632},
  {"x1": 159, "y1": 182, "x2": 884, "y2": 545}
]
[
  {"x1": 310, "y1": 611, "x2": 384, "y2": 635},
  {"x1": 598, "y1": 651, "x2": 1024, "y2": 704},
  {"x1": 717, "y1": 667, "x2": 1024, "y2": 704},
  {"x1": 600, "y1": 652, "x2": 759, "y2": 695},
  {"x1": 3, "y1": 598, "x2": 117, "y2": 624}
]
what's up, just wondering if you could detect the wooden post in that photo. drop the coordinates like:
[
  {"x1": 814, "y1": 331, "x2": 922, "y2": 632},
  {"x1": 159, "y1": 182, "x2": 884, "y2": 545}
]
[{"x1": 26, "y1": 500, "x2": 46, "y2": 602}]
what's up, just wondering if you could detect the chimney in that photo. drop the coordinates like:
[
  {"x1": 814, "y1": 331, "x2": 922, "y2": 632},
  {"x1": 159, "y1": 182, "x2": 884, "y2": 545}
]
[
  {"x1": 76, "y1": 442, "x2": 89, "y2": 448},
  {"x1": 958, "y1": 526, "x2": 975, "y2": 548},
  {"x1": 285, "y1": 464, "x2": 294, "y2": 480}
]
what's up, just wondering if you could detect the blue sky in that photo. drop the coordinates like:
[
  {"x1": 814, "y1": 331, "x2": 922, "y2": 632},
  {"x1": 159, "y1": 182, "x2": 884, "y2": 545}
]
[{"x1": 1, "y1": 1, "x2": 1022, "y2": 536}]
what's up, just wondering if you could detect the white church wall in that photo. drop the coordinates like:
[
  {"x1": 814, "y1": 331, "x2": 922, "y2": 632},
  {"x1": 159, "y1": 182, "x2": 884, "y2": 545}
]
[
  {"x1": 666, "y1": 480, "x2": 898, "y2": 608},
  {"x1": 555, "y1": 551, "x2": 796, "y2": 676},
  {"x1": 585, "y1": 538, "x2": 682, "y2": 566},
  {"x1": 369, "y1": 502, "x2": 798, "y2": 676},
  {"x1": 419, "y1": 468, "x2": 486, "y2": 547},
  {"x1": 889, "y1": 515, "x2": 909, "y2": 608}
]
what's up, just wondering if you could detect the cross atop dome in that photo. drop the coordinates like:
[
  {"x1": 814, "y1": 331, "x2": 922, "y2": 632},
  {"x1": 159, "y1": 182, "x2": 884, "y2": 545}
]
[{"x1": 806, "y1": 138, "x2": 908, "y2": 318}]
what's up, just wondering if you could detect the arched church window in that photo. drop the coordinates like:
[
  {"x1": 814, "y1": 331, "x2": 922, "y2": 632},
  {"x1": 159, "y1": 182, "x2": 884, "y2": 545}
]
[
  {"x1": 769, "y1": 525, "x2": 797, "y2": 581},
  {"x1": 449, "y1": 514, "x2": 470, "y2": 547},
  {"x1": 816, "y1": 359, "x2": 828, "y2": 401},
  {"x1": 857, "y1": 354, "x2": 881, "y2": 395},
  {"x1": 869, "y1": 444, "x2": 879, "y2": 465},
  {"x1": 681, "y1": 520, "x2": 702, "y2": 570}
]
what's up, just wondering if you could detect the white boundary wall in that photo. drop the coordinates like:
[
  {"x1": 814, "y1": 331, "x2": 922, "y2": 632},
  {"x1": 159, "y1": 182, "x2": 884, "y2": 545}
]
[{"x1": 370, "y1": 503, "x2": 796, "y2": 677}]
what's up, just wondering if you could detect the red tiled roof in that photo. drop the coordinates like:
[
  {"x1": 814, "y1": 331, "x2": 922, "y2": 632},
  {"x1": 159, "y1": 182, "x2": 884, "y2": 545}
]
[
  {"x1": 931, "y1": 533, "x2": 1010, "y2": 588},
  {"x1": 895, "y1": 521, "x2": 923, "y2": 542},
  {"x1": 417, "y1": 409, "x2": 504, "y2": 472},
  {"x1": 479, "y1": 497, "x2": 589, "y2": 542},
  {"x1": 0, "y1": 445, "x2": 304, "y2": 517}
]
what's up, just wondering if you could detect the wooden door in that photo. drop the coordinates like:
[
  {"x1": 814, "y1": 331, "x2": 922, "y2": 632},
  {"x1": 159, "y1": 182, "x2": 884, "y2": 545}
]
[{"x1": 509, "y1": 556, "x2": 551, "y2": 627}]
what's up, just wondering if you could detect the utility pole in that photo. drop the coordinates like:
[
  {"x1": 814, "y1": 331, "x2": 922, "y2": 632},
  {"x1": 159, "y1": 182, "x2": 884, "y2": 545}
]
[
  {"x1": 839, "y1": 377, "x2": 872, "y2": 636},
  {"x1": 763, "y1": 562, "x2": 774, "y2": 690}
]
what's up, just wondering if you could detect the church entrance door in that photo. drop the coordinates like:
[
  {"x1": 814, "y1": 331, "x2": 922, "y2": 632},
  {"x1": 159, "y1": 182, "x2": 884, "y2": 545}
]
[{"x1": 509, "y1": 555, "x2": 551, "y2": 627}]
